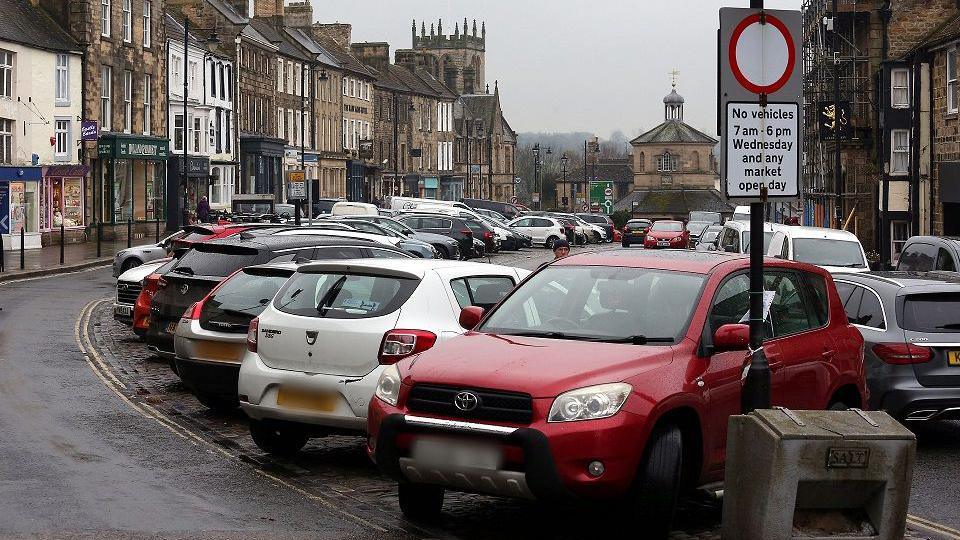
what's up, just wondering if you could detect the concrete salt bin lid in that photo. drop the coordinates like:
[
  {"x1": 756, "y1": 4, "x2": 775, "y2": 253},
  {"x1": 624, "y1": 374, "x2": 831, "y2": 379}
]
[{"x1": 749, "y1": 408, "x2": 916, "y2": 441}]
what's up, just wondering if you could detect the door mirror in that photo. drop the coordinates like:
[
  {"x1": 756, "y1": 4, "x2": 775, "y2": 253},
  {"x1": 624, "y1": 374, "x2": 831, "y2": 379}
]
[
  {"x1": 458, "y1": 306, "x2": 485, "y2": 330},
  {"x1": 724, "y1": 245, "x2": 738, "y2": 253},
  {"x1": 714, "y1": 324, "x2": 750, "y2": 353}
]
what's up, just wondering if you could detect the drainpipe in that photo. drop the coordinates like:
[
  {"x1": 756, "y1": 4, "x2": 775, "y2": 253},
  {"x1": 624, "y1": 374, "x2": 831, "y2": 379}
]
[{"x1": 879, "y1": 2, "x2": 891, "y2": 267}]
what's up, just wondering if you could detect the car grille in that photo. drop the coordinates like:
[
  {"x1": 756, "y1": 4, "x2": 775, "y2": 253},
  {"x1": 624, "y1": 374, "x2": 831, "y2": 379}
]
[
  {"x1": 407, "y1": 385, "x2": 533, "y2": 424},
  {"x1": 116, "y1": 281, "x2": 143, "y2": 305}
]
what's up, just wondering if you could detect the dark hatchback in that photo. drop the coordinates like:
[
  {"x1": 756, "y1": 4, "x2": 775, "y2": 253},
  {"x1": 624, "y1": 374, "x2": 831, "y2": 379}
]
[
  {"x1": 396, "y1": 213, "x2": 481, "y2": 258},
  {"x1": 622, "y1": 219, "x2": 652, "y2": 247},
  {"x1": 147, "y1": 235, "x2": 409, "y2": 359},
  {"x1": 576, "y1": 213, "x2": 615, "y2": 243}
]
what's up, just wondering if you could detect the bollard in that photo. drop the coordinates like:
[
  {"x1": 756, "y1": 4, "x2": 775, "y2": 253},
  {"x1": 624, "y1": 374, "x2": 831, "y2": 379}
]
[
  {"x1": 0, "y1": 232, "x2": 5, "y2": 272},
  {"x1": 20, "y1": 227, "x2": 25, "y2": 270},
  {"x1": 60, "y1": 221, "x2": 65, "y2": 265},
  {"x1": 127, "y1": 217, "x2": 132, "y2": 249},
  {"x1": 155, "y1": 218, "x2": 160, "y2": 243},
  {"x1": 96, "y1": 222, "x2": 102, "y2": 258}
]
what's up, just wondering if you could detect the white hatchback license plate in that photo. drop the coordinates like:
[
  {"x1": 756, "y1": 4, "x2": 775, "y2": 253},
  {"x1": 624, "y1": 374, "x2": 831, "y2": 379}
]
[
  {"x1": 411, "y1": 437, "x2": 502, "y2": 470},
  {"x1": 657, "y1": 240, "x2": 670, "y2": 246},
  {"x1": 114, "y1": 305, "x2": 133, "y2": 316}
]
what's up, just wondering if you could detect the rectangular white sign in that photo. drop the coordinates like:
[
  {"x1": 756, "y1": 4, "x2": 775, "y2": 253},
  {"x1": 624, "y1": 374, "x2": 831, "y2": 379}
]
[
  {"x1": 724, "y1": 102, "x2": 800, "y2": 200},
  {"x1": 287, "y1": 181, "x2": 306, "y2": 199}
]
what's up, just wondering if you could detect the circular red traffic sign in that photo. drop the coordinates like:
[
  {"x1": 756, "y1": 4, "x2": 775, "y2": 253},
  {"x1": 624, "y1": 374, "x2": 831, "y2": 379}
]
[{"x1": 728, "y1": 13, "x2": 795, "y2": 95}]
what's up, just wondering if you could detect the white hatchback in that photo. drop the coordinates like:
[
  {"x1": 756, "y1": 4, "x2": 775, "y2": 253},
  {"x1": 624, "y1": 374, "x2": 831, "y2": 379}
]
[
  {"x1": 238, "y1": 258, "x2": 530, "y2": 455},
  {"x1": 767, "y1": 226, "x2": 870, "y2": 273}
]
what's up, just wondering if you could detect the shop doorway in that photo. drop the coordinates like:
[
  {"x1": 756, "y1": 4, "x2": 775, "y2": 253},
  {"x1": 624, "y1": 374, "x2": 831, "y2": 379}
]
[{"x1": 944, "y1": 203, "x2": 960, "y2": 236}]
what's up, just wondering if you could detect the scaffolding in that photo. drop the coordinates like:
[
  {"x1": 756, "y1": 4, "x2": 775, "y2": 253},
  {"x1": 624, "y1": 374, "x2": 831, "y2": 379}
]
[{"x1": 801, "y1": 0, "x2": 878, "y2": 237}]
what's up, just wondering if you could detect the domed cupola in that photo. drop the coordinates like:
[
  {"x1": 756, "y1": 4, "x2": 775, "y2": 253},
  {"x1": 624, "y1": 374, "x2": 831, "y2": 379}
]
[{"x1": 664, "y1": 84, "x2": 684, "y2": 121}]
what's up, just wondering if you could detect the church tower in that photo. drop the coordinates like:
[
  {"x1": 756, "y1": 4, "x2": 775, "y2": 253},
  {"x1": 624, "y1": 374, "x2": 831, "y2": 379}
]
[{"x1": 396, "y1": 19, "x2": 486, "y2": 95}]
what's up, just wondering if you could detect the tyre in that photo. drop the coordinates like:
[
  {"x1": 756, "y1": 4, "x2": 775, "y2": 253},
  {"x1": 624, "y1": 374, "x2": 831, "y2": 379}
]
[
  {"x1": 627, "y1": 425, "x2": 683, "y2": 539},
  {"x1": 398, "y1": 482, "x2": 444, "y2": 521},
  {"x1": 195, "y1": 392, "x2": 238, "y2": 413},
  {"x1": 120, "y1": 258, "x2": 142, "y2": 273},
  {"x1": 436, "y1": 245, "x2": 451, "y2": 259},
  {"x1": 828, "y1": 401, "x2": 850, "y2": 411},
  {"x1": 622, "y1": 241, "x2": 630, "y2": 248},
  {"x1": 249, "y1": 419, "x2": 308, "y2": 457},
  {"x1": 546, "y1": 236, "x2": 559, "y2": 249}
]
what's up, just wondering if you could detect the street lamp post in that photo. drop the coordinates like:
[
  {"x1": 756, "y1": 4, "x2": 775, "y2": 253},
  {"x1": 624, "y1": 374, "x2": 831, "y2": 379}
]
[
  {"x1": 181, "y1": 18, "x2": 219, "y2": 228},
  {"x1": 560, "y1": 153, "x2": 569, "y2": 210}
]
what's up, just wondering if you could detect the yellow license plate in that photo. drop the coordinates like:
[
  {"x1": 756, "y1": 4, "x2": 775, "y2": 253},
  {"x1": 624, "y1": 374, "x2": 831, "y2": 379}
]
[
  {"x1": 276, "y1": 387, "x2": 337, "y2": 412},
  {"x1": 194, "y1": 341, "x2": 243, "y2": 363},
  {"x1": 949, "y1": 351, "x2": 960, "y2": 366}
]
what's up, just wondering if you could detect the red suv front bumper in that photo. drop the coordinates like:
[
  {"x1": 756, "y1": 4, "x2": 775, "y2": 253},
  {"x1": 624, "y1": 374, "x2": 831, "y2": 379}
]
[{"x1": 367, "y1": 398, "x2": 649, "y2": 501}]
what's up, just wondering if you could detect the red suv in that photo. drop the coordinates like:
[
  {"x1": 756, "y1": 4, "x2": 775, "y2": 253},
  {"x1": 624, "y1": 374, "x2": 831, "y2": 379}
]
[
  {"x1": 643, "y1": 220, "x2": 690, "y2": 249},
  {"x1": 367, "y1": 250, "x2": 865, "y2": 534}
]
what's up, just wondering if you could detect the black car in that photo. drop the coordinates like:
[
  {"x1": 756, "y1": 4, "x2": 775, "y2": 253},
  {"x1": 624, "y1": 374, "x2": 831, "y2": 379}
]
[
  {"x1": 346, "y1": 215, "x2": 463, "y2": 260},
  {"x1": 622, "y1": 219, "x2": 652, "y2": 247},
  {"x1": 896, "y1": 236, "x2": 960, "y2": 272},
  {"x1": 396, "y1": 213, "x2": 481, "y2": 259},
  {"x1": 147, "y1": 235, "x2": 410, "y2": 359},
  {"x1": 576, "y1": 213, "x2": 615, "y2": 243},
  {"x1": 462, "y1": 217, "x2": 499, "y2": 253}
]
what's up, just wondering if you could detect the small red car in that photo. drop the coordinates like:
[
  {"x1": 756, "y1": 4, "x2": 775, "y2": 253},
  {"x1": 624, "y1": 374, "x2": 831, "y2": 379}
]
[
  {"x1": 643, "y1": 220, "x2": 690, "y2": 249},
  {"x1": 367, "y1": 251, "x2": 865, "y2": 534}
]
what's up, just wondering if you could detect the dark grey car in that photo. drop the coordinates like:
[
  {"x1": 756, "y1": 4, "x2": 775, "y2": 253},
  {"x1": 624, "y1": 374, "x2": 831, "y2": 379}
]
[{"x1": 833, "y1": 271, "x2": 960, "y2": 422}]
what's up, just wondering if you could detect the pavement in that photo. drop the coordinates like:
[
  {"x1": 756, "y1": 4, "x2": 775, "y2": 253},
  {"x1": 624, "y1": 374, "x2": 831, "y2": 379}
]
[
  {"x1": 0, "y1": 242, "x2": 958, "y2": 539},
  {"x1": 0, "y1": 238, "x2": 131, "y2": 282}
]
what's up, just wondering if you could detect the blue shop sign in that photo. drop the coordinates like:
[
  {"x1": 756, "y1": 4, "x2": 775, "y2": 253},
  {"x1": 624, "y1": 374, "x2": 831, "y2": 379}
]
[{"x1": 0, "y1": 167, "x2": 42, "y2": 181}]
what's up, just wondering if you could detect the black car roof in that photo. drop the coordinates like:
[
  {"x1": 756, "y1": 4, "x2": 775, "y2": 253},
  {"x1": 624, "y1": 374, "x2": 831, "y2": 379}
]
[{"x1": 198, "y1": 234, "x2": 379, "y2": 252}]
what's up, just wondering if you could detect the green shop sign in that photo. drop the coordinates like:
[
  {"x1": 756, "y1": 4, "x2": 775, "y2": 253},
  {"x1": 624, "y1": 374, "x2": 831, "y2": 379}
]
[{"x1": 98, "y1": 136, "x2": 169, "y2": 160}]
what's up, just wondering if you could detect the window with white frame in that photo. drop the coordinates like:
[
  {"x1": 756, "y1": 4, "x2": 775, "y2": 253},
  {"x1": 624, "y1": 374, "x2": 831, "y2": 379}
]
[
  {"x1": 949, "y1": 48, "x2": 958, "y2": 114},
  {"x1": 891, "y1": 68, "x2": 909, "y2": 108},
  {"x1": 891, "y1": 129, "x2": 910, "y2": 174},
  {"x1": 173, "y1": 114, "x2": 184, "y2": 151},
  {"x1": 342, "y1": 76, "x2": 347, "y2": 96},
  {"x1": 277, "y1": 59, "x2": 284, "y2": 92},
  {"x1": 657, "y1": 152, "x2": 679, "y2": 172},
  {"x1": 54, "y1": 119, "x2": 70, "y2": 160},
  {"x1": 891, "y1": 221, "x2": 911, "y2": 264},
  {"x1": 0, "y1": 118, "x2": 12, "y2": 164},
  {"x1": 193, "y1": 116, "x2": 202, "y2": 153},
  {"x1": 123, "y1": 70, "x2": 132, "y2": 132},
  {"x1": 100, "y1": 66, "x2": 112, "y2": 130},
  {"x1": 287, "y1": 109, "x2": 294, "y2": 144},
  {"x1": 188, "y1": 60, "x2": 197, "y2": 97},
  {"x1": 172, "y1": 54, "x2": 182, "y2": 93},
  {"x1": 278, "y1": 108, "x2": 284, "y2": 140},
  {"x1": 143, "y1": 0, "x2": 151, "y2": 47},
  {"x1": 143, "y1": 74, "x2": 151, "y2": 134},
  {"x1": 55, "y1": 54, "x2": 69, "y2": 104},
  {"x1": 209, "y1": 61, "x2": 216, "y2": 99},
  {"x1": 0, "y1": 50, "x2": 12, "y2": 99},
  {"x1": 101, "y1": 0, "x2": 111, "y2": 37},
  {"x1": 122, "y1": 0, "x2": 131, "y2": 42},
  {"x1": 342, "y1": 118, "x2": 348, "y2": 148}
]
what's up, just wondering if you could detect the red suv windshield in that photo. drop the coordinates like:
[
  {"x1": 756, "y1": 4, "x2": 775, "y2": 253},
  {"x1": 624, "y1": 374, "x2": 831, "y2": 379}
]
[{"x1": 479, "y1": 265, "x2": 706, "y2": 342}]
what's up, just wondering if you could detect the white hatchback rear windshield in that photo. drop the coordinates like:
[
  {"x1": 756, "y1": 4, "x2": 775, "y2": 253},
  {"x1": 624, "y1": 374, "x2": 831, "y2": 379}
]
[{"x1": 274, "y1": 272, "x2": 419, "y2": 319}]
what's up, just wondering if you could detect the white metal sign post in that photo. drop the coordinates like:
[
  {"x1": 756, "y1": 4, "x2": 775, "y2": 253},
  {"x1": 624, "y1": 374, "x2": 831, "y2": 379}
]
[{"x1": 719, "y1": 3, "x2": 802, "y2": 413}]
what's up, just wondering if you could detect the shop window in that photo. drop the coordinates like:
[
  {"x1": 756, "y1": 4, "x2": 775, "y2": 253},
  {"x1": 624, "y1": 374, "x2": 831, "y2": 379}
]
[
  {"x1": 54, "y1": 119, "x2": 70, "y2": 161},
  {"x1": 891, "y1": 129, "x2": 909, "y2": 175},
  {"x1": 0, "y1": 118, "x2": 11, "y2": 164},
  {"x1": 50, "y1": 177, "x2": 84, "y2": 228},
  {"x1": 891, "y1": 68, "x2": 909, "y2": 109},
  {"x1": 9, "y1": 181, "x2": 38, "y2": 233}
]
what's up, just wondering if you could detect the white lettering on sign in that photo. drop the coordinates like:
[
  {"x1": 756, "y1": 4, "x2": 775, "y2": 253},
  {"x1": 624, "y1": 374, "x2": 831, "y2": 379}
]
[
  {"x1": 128, "y1": 143, "x2": 158, "y2": 156},
  {"x1": 725, "y1": 102, "x2": 799, "y2": 198}
]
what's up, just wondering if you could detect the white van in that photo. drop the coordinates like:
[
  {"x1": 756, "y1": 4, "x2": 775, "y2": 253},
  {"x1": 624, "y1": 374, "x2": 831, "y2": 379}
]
[
  {"x1": 389, "y1": 196, "x2": 471, "y2": 212},
  {"x1": 767, "y1": 226, "x2": 870, "y2": 273},
  {"x1": 331, "y1": 201, "x2": 378, "y2": 216}
]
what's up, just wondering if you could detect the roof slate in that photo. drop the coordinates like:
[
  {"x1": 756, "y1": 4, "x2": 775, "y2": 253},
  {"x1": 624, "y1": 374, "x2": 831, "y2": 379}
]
[
  {"x1": 630, "y1": 120, "x2": 719, "y2": 145},
  {"x1": 613, "y1": 189, "x2": 733, "y2": 214},
  {"x1": 561, "y1": 160, "x2": 634, "y2": 185},
  {"x1": 0, "y1": 0, "x2": 79, "y2": 53}
]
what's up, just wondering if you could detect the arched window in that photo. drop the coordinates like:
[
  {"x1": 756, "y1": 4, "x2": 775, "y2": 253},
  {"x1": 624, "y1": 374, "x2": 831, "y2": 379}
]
[{"x1": 638, "y1": 152, "x2": 645, "y2": 172}]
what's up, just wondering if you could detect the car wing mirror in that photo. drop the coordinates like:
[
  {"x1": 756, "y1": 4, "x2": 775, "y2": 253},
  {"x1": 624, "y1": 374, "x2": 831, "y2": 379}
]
[
  {"x1": 713, "y1": 324, "x2": 750, "y2": 353},
  {"x1": 458, "y1": 306, "x2": 485, "y2": 330}
]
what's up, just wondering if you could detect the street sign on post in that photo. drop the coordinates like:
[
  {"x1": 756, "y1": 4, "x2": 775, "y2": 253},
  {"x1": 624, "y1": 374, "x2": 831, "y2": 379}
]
[
  {"x1": 720, "y1": 4, "x2": 802, "y2": 414},
  {"x1": 286, "y1": 171, "x2": 306, "y2": 199}
]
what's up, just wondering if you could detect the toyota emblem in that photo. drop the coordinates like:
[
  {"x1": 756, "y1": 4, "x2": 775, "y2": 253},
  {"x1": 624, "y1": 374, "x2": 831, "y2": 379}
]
[
  {"x1": 453, "y1": 391, "x2": 480, "y2": 412},
  {"x1": 179, "y1": 283, "x2": 189, "y2": 295}
]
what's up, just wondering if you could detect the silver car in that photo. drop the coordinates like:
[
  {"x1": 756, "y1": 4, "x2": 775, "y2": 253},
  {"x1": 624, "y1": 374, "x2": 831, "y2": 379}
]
[
  {"x1": 112, "y1": 229, "x2": 187, "y2": 276},
  {"x1": 833, "y1": 271, "x2": 960, "y2": 422}
]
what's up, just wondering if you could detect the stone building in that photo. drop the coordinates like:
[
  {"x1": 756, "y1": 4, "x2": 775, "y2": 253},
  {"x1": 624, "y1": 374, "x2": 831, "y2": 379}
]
[
  {"x1": 396, "y1": 19, "x2": 485, "y2": 95},
  {"x1": 617, "y1": 84, "x2": 728, "y2": 221},
  {"x1": 38, "y1": 0, "x2": 168, "y2": 239},
  {"x1": 0, "y1": 0, "x2": 85, "y2": 248},
  {"x1": 456, "y1": 84, "x2": 517, "y2": 202},
  {"x1": 555, "y1": 158, "x2": 634, "y2": 212}
]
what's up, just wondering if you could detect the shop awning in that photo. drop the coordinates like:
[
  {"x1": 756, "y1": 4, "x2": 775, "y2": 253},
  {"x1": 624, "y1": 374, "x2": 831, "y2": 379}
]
[{"x1": 43, "y1": 165, "x2": 90, "y2": 177}]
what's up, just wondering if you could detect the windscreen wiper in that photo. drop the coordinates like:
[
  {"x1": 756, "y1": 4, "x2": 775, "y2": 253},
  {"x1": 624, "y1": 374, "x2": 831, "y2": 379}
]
[
  {"x1": 316, "y1": 276, "x2": 348, "y2": 317},
  {"x1": 172, "y1": 266, "x2": 194, "y2": 276},
  {"x1": 602, "y1": 335, "x2": 675, "y2": 345}
]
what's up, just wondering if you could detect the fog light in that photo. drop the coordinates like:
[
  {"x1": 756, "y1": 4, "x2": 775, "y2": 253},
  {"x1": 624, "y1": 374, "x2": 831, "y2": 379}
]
[{"x1": 587, "y1": 461, "x2": 605, "y2": 477}]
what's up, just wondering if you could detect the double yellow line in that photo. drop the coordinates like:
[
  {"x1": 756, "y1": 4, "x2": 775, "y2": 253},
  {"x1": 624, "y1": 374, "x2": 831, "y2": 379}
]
[{"x1": 908, "y1": 514, "x2": 960, "y2": 540}]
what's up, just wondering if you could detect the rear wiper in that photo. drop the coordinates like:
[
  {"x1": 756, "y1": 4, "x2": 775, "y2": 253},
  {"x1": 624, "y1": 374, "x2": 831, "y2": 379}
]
[
  {"x1": 935, "y1": 323, "x2": 960, "y2": 330},
  {"x1": 316, "y1": 276, "x2": 348, "y2": 317},
  {"x1": 172, "y1": 266, "x2": 194, "y2": 276}
]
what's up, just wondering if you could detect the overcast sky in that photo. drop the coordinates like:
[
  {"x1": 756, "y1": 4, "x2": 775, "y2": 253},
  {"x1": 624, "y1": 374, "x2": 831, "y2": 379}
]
[{"x1": 308, "y1": 0, "x2": 801, "y2": 139}]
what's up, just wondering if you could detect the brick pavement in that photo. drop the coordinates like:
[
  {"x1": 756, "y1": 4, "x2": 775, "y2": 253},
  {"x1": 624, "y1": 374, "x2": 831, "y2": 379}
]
[{"x1": 0, "y1": 237, "x2": 130, "y2": 279}]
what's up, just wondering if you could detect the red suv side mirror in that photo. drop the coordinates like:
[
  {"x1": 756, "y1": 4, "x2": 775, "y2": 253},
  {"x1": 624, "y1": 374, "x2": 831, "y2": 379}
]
[
  {"x1": 714, "y1": 324, "x2": 750, "y2": 352},
  {"x1": 459, "y1": 306, "x2": 485, "y2": 330}
]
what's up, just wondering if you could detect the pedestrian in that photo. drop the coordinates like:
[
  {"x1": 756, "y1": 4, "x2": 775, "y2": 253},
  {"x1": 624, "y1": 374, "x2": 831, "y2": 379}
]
[
  {"x1": 197, "y1": 196, "x2": 210, "y2": 224},
  {"x1": 552, "y1": 238, "x2": 570, "y2": 259}
]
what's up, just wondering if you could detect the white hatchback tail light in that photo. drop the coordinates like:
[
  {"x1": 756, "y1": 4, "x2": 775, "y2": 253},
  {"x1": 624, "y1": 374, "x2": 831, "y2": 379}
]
[
  {"x1": 378, "y1": 329, "x2": 437, "y2": 365},
  {"x1": 247, "y1": 317, "x2": 259, "y2": 352}
]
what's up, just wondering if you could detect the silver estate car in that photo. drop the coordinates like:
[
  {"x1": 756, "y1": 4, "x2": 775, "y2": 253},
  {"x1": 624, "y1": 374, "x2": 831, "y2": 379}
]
[
  {"x1": 833, "y1": 271, "x2": 960, "y2": 422},
  {"x1": 112, "y1": 230, "x2": 187, "y2": 276}
]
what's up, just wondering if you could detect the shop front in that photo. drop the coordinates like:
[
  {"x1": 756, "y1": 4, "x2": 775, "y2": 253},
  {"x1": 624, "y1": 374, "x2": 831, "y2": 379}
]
[
  {"x1": 422, "y1": 176, "x2": 439, "y2": 199},
  {"x1": 96, "y1": 134, "x2": 169, "y2": 237},
  {"x1": 166, "y1": 155, "x2": 211, "y2": 229},
  {"x1": 240, "y1": 136, "x2": 284, "y2": 202},
  {"x1": 42, "y1": 164, "x2": 90, "y2": 243},
  {"x1": 0, "y1": 166, "x2": 42, "y2": 250},
  {"x1": 440, "y1": 176, "x2": 464, "y2": 202}
]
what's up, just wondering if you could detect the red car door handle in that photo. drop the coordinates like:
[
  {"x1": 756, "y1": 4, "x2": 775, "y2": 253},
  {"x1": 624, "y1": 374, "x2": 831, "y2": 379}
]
[{"x1": 822, "y1": 349, "x2": 835, "y2": 359}]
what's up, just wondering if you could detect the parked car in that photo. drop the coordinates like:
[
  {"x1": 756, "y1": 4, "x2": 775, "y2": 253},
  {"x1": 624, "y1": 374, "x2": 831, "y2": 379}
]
[
  {"x1": 767, "y1": 226, "x2": 869, "y2": 273},
  {"x1": 390, "y1": 196, "x2": 471, "y2": 212},
  {"x1": 833, "y1": 271, "x2": 960, "y2": 421},
  {"x1": 473, "y1": 208, "x2": 510, "y2": 222},
  {"x1": 331, "y1": 201, "x2": 379, "y2": 216},
  {"x1": 689, "y1": 211, "x2": 722, "y2": 225},
  {"x1": 312, "y1": 198, "x2": 344, "y2": 217},
  {"x1": 114, "y1": 258, "x2": 170, "y2": 324},
  {"x1": 397, "y1": 213, "x2": 482, "y2": 259},
  {"x1": 732, "y1": 205, "x2": 751, "y2": 221},
  {"x1": 576, "y1": 213, "x2": 615, "y2": 243},
  {"x1": 112, "y1": 230, "x2": 188, "y2": 276},
  {"x1": 565, "y1": 214, "x2": 605, "y2": 243},
  {"x1": 147, "y1": 235, "x2": 410, "y2": 359},
  {"x1": 686, "y1": 221, "x2": 713, "y2": 244},
  {"x1": 714, "y1": 220, "x2": 785, "y2": 254},
  {"x1": 695, "y1": 224, "x2": 724, "y2": 251},
  {"x1": 479, "y1": 214, "x2": 533, "y2": 248},
  {"x1": 367, "y1": 250, "x2": 865, "y2": 532},
  {"x1": 320, "y1": 219, "x2": 439, "y2": 259},
  {"x1": 461, "y1": 197, "x2": 522, "y2": 219},
  {"x1": 507, "y1": 215, "x2": 568, "y2": 249},
  {"x1": 895, "y1": 236, "x2": 960, "y2": 272},
  {"x1": 238, "y1": 259, "x2": 530, "y2": 455},
  {"x1": 621, "y1": 219, "x2": 652, "y2": 247},
  {"x1": 340, "y1": 215, "x2": 462, "y2": 260},
  {"x1": 132, "y1": 257, "x2": 182, "y2": 338},
  {"x1": 643, "y1": 220, "x2": 690, "y2": 249}
]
